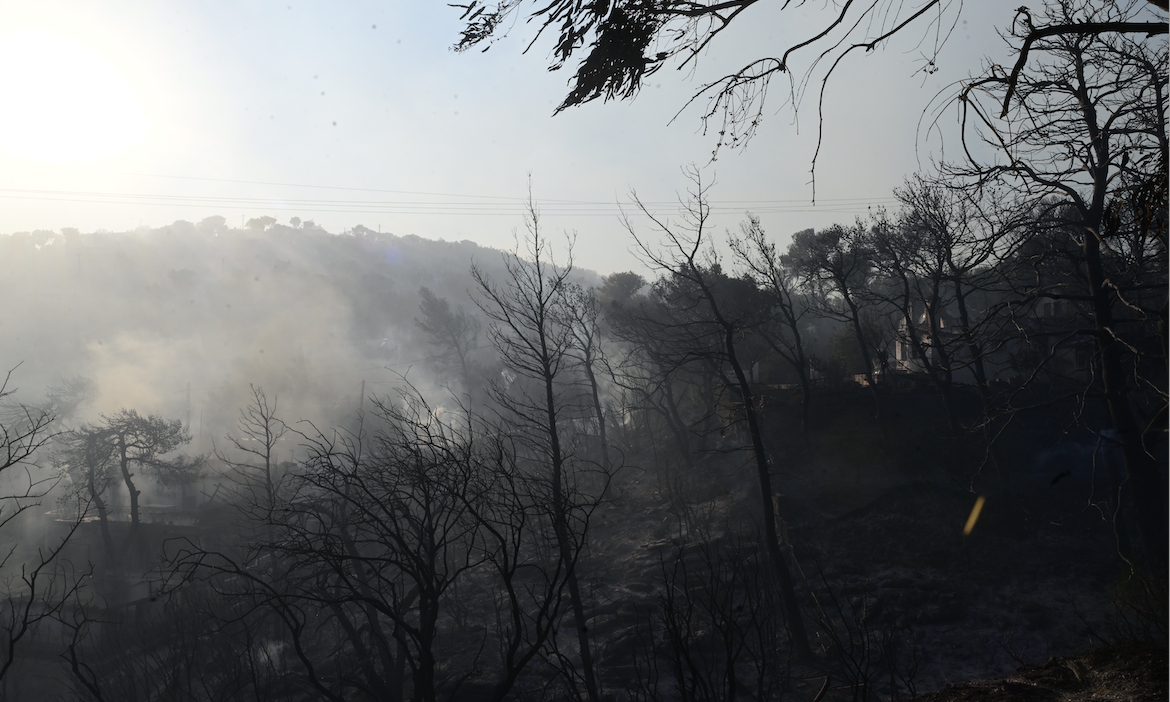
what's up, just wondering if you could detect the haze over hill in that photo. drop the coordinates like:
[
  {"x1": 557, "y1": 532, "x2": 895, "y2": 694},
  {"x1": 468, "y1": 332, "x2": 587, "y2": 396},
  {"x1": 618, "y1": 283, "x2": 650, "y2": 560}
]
[
  {"x1": 2, "y1": 219, "x2": 603, "y2": 439},
  {"x1": 0, "y1": 175, "x2": 1163, "y2": 701},
  {"x1": 0, "y1": 1, "x2": 1163, "y2": 699}
]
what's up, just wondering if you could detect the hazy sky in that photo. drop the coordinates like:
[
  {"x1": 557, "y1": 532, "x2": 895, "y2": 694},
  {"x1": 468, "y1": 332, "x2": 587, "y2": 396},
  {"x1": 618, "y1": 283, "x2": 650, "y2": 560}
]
[{"x1": 0, "y1": 0, "x2": 1026, "y2": 274}]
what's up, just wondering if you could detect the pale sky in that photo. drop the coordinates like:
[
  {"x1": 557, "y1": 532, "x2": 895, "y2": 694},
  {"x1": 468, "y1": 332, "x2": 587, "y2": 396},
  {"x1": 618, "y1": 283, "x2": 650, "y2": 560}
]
[{"x1": 0, "y1": 0, "x2": 1025, "y2": 275}]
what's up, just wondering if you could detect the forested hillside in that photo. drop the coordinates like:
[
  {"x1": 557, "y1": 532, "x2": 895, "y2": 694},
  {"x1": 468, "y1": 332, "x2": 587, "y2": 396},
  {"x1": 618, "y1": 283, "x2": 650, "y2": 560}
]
[
  {"x1": 0, "y1": 168, "x2": 1163, "y2": 700},
  {"x1": 0, "y1": 1, "x2": 1164, "y2": 697},
  {"x1": 0, "y1": 218, "x2": 598, "y2": 440}
]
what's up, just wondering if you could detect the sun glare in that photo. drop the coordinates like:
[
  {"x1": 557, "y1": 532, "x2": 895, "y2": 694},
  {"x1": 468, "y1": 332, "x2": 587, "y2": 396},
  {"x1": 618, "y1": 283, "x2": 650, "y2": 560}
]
[{"x1": 0, "y1": 32, "x2": 148, "y2": 161}]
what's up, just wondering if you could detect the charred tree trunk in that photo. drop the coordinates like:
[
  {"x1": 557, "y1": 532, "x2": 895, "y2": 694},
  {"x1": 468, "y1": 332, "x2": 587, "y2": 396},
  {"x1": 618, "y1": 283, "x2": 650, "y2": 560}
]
[
  {"x1": 843, "y1": 291, "x2": 887, "y2": 442},
  {"x1": 722, "y1": 325, "x2": 812, "y2": 658},
  {"x1": 1083, "y1": 232, "x2": 1167, "y2": 572},
  {"x1": 543, "y1": 356, "x2": 601, "y2": 702}
]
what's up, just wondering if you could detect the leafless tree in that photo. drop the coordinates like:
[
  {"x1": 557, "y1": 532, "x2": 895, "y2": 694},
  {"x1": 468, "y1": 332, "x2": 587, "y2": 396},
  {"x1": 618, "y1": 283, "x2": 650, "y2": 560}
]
[
  {"x1": 631, "y1": 497, "x2": 791, "y2": 702},
  {"x1": 619, "y1": 167, "x2": 811, "y2": 657},
  {"x1": 61, "y1": 582, "x2": 294, "y2": 702},
  {"x1": 0, "y1": 369, "x2": 90, "y2": 684},
  {"x1": 172, "y1": 385, "x2": 577, "y2": 702},
  {"x1": 889, "y1": 175, "x2": 1024, "y2": 407},
  {"x1": 730, "y1": 215, "x2": 816, "y2": 442},
  {"x1": 807, "y1": 559, "x2": 922, "y2": 702},
  {"x1": 471, "y1": 195, "x2": 609, "y2": 702},
  {"x1": 416, "y1": 286, "x2": 482, "y2": 396},
  {"x1": 216, "y1": 384, "x2": 289, "y2": 522},
  {"x1": 950, "y1": 0, "x2": 1167, "y2": 572},
  {"x1": 605, "y1": 292, "x2": 716, "y2": 474},
  {"x1": 564, "y1": 283, "x2": 616, "y2": 473}
]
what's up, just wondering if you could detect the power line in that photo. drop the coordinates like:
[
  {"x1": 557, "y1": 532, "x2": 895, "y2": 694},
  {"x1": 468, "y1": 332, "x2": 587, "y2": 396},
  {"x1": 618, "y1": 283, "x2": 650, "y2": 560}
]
[
  {"x1": 46, "y1": 167, "x2": 901, "y2": 208},
  {"x1": 51, "y1": 168, "x2": 563, "y2": 202},
  {"x1": 0, "y1": 186, "x2": 897, "y2": 218}
]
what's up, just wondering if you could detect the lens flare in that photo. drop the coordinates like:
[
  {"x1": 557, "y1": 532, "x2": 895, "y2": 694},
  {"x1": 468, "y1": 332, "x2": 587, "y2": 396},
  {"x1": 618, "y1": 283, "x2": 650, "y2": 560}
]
[{"x1": 963, "y1": 495, "x2": 986, "y2": 536}]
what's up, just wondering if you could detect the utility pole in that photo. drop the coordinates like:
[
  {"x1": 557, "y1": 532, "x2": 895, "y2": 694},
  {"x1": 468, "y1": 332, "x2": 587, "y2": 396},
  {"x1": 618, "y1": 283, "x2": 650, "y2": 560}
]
[{"x1": 186, "y1": 383, "x2": 191, "y2": 428}]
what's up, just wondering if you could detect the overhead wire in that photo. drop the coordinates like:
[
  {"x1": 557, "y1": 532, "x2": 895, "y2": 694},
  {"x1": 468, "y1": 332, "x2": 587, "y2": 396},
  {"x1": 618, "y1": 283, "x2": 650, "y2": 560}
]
[
  {"x1": 42, "y1": 168, "x2": 902, "y2": 207},
  {"x1": 0, "y1": 185, "x2": 898, "y2": 218}
]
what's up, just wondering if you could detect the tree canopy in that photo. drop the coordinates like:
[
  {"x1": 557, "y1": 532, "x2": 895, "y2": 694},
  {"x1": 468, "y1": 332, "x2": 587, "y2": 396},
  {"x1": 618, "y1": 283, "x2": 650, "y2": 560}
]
[{"x1": 451, "y1": 0, "x2": 1166, "y2": 176}]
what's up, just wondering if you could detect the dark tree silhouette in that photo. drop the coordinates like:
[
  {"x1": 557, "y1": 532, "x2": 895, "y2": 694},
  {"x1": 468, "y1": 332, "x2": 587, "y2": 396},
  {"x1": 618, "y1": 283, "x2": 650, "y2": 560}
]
[
  {"x1": 102, "y1": 410, "x2": 204, "y2": 532},
  {"x1": 415, "y1": 286, "x2": 481, "y2": 393},
  {"x1": 0, "y1": 370, "x2": 88, "y2": 684},
  {"x1": 169, "y1": 384, "x2": 578, "y2": 702},
  {"x1": 784, "y1": 222, "x2": 886, "y2": 436},
  {"x1": 730, "y1": 216, "x2": 816, "y2": 441},
  {"x1": 216, "y1": 384, "x2": 288, "y2": 521},
  {"x1": 950, "y1": 0, "x2": 1167, "y2": 573},
  {"x1": 57, "y1": 410, "x2": 203, "y2": 579},
  {"x1": 563, "y1": 283, "x2": 615, "y2": 472},
  {"x1": 245, "y1": 216, "x2": 277, "y2": 231},
  {"x1": 450, "y1": 0, "x2": 1164, "y2": 186},
  {"x1": 619, "y1": 168, "x2": 811, "y2": 657},
  {"x1": 471, "y1": 196, "x2": 608, "y2": 702}
]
